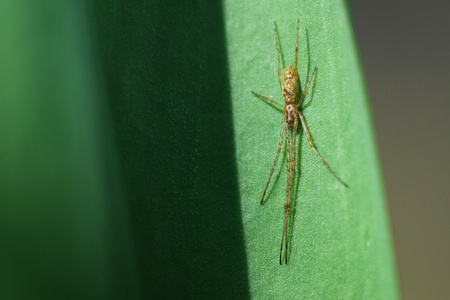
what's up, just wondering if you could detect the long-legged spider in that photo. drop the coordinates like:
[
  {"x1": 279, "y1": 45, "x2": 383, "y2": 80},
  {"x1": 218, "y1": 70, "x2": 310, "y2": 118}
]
[{"x1": 252, "y1": 20, "x2": 348, "y2": 265}]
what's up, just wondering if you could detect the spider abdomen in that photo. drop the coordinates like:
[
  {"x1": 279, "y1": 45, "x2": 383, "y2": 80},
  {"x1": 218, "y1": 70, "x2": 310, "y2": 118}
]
[{"x1": 282, "y1": 65, "x2": 300, "y2": 105}]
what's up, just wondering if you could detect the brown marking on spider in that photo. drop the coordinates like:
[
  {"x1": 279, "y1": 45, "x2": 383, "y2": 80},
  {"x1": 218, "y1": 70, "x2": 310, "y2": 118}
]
[{"x1": 251, "y1": 19, "x2": 348, "y2": 265}]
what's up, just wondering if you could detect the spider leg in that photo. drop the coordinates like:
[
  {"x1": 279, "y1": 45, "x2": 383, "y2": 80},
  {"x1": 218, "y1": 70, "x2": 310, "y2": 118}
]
[
  {"x1": 252, "y1": 92, "x2": 284, "y2": 110},
  {"x1": 261, "y1": 118, "x2": 285, "y2": 204},
  {"x1": 298, "y1": 67, "x2": 317, "y2": 107},
  {"x1": 298, "y1": 111, "x2": 348, "y2": 187},
  {"x1": 280, "y1": 120, "x2": 298, "y2": 264},
  {"x1": 295, "y1": 19, "x2": 299, "y2": 72},
  {"x1": 274, "y1": 22, "x2": 283, "y2": 91}
]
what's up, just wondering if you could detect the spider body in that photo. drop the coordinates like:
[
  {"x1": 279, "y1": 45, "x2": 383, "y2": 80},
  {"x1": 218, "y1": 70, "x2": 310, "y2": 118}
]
[{"x1": 251, "y1": 20, "x2": 348, "y2": 264}]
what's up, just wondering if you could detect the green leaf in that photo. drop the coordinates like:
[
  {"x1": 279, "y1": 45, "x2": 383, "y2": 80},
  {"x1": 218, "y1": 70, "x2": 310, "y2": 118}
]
[
  {"x1": 225, "y1": 1, "x2": 399, "y2": 299},
  {"x1": 91, "y1": 0, "x2": 397, "y2": 298},
  {"x1": 89, "y1": 1, "x2": 250, "y2": 298}
]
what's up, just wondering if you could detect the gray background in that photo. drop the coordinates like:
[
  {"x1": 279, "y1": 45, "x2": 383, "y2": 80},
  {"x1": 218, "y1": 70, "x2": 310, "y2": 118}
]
[{"x1": 348, "y1": 1, "x2": 450, "y2": 299}]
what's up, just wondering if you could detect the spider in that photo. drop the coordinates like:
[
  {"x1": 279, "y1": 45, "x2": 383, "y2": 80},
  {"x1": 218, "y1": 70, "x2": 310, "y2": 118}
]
[{"x1": 251, "y1": 19, "x2": 348, "y2": 264}]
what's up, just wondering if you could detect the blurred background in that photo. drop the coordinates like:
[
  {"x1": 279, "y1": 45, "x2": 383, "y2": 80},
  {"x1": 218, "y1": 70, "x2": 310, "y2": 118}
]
[{"x1": 348, "y1": 1, "x2": 449, "y2": 299}]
